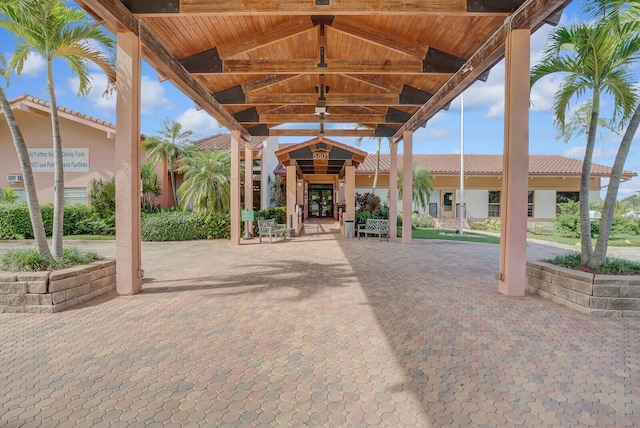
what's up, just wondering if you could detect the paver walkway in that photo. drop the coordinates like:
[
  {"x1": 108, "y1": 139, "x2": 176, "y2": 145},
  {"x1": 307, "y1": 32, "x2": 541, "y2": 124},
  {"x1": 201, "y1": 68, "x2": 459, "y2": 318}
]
[{"x1": 1, "y1": 224, "x2": 639, "y2": 427}]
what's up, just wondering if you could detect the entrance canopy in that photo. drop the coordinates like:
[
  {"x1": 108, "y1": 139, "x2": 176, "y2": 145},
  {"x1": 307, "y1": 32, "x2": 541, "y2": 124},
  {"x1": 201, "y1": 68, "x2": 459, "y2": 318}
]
[
  {"x1": 77, "y1": 0, "x2": 568, "y2": 141},
  {"x1": 275, "y1": 138, "x2": 366, "y2": 176}
]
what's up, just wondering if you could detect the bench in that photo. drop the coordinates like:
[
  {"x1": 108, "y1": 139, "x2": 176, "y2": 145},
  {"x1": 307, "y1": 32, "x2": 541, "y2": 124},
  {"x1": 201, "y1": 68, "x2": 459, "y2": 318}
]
[
  {"x1": 257, "y1": 219, "x2": 288, "y2": 244},
  {"x1": 357, "y1": 219, "x2": 389, "y2": 242}
]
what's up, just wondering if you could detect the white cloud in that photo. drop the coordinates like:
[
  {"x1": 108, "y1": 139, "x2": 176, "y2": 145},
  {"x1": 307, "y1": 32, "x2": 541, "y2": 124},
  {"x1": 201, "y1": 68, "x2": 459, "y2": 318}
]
[
  {"x1": 67, "y1": 73, "x2": 172, "y2": 117},
  {"x1": 19, "y1": 53, "x2": 46, "y2": 77},
  {"x1": 177, "y1": 108, "x2": 225, "y2": 136},
  {"x1": 563, "y1": 145, "x2": 585, "y2": 159}
]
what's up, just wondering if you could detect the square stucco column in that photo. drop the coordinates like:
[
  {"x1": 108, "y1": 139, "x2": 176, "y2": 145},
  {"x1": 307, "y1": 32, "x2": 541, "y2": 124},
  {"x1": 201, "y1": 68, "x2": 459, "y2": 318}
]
[
  {"x1": 499, "y1": 29, "x2": 530, "y2": 296},
  {"x1": 230, "y1": 131, "x2": 241, "y2": 245},
  {"x1": 286, "y1": 165, "x2": 297, "y2": 233},
  {"x1": 345, "y1": 163, "x2": 355, "y2": 222},
  {"x1": 115, "y1": 32, "x2": 142, "y2": 295},
  {"x1": 244, "y1": 139, "x2": 253, "y2": 236},
  {"x1": 402, "y1": 131, "x2": 413, "y2": 244},
  {"x1": 389, "y1": 142, "x2": 398, "y2": 238}
]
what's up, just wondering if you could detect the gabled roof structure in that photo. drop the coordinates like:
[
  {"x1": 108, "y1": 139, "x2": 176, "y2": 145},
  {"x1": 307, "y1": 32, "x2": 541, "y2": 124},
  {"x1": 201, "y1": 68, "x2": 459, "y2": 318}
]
[
  {"x1": 3, "y1": 94, "x2": 116, "y2": 139},
  {"x1": 275, "y1": 137, "x2": 367, "y2": 175},
  {"x1": 76, "y1": 0, "x2": 569, "y2": 141}
]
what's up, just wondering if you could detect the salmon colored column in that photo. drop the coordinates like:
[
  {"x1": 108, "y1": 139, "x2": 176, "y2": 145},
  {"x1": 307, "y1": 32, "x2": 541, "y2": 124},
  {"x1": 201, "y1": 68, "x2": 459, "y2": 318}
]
[
  {"x1": 115, "y1": 32, "x2": 142, "y2": 295},
  {"x1": 230, "y1": 131, "x2": 241, "y2": 245},
  {"x1": 286, "y1": 165, "x2": 297, "y2": 235},
  {"x1": 345, "y1": 163, "x2": 355, "y2": 218},
  {"x1": 402, "y1": 131, "x2": 413, "y2": 244},
  {"x1": 296, "y1": 178, "x2": 304, "y2": 232},
  {"x1": 244, "y1": 139, "x2": 253, "y2": 237},
  {"x1": 389, "y1": 142, "x2": 398, "y2": 238},
  {"x1": 499, "y1": 29, "x2": 530, "y2": 296}
]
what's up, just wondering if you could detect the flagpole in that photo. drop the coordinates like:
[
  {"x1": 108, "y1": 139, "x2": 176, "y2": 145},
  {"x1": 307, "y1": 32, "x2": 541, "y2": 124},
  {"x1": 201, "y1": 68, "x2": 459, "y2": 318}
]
[{"x1": 459, "y1": 92, "x2": 465, "y2": 235}]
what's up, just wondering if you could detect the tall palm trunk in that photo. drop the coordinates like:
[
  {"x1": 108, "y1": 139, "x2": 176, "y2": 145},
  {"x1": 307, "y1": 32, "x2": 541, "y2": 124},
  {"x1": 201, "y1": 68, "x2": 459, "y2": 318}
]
[
  {"x1": 170, "y1": 168, "x2": 178, "y2": 206},
  {"x1": 0, "y1": 87, "x2": 52, "y2": 259},
  {"x1": 579, "y1": 98, "x2": 600, "y2": 264},
  {"x1": 590, "y1": 102, "x2": 640, "y2": 268},
  {"x1": 47, "y1": 60, "x2": 64, "y2": 257},
  {"x1": 372, "y1": 138, "x2": 381, "y2": 194}
]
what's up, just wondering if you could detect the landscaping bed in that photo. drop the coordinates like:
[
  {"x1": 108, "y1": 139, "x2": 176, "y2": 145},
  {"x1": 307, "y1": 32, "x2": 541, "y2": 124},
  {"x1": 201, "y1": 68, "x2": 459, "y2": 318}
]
[
  {"x1": 0, "y1": 259, "x2": 115, "y2": 313},
  {"x1": 526, "y1": 260, "x2": 640, "y2": 317}
]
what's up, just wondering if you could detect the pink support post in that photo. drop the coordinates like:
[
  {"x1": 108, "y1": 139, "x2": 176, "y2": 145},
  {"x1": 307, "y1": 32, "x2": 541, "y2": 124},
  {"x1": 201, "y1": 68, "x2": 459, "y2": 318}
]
[
  {"x1": 115, "y1": 32, "x2": 142, "y2": 295},
  {"x1": 402, "y1": 131, "x2": 413, "y2": 244},
  {"x1": 286, "y1": 165, "x2": 297, "y2": 235},
  {"x1": 230, "y1": 131, "x2": 241, "y2": 245},
  {"x1": 389, "y1": 142, "x2": 398, "y2": 238},
  {"x1": 499, "y1": 29, "x2": 530, "y2": 296},
  {"x1": 244, "y1": 139, "x2": 253, "y2": 236}
]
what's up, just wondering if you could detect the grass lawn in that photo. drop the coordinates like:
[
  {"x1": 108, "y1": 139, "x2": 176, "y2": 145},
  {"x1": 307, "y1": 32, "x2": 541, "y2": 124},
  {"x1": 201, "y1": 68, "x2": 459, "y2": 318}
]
[
  {"x1": 63, "y1": 234, "x2": 115, "y2": 241},
  {"x1": 398, "y1": 228, "x2": 500, "y2": 244},
  {"x1": 527, "y1": 232, "x2": 640, "y2": 247}
]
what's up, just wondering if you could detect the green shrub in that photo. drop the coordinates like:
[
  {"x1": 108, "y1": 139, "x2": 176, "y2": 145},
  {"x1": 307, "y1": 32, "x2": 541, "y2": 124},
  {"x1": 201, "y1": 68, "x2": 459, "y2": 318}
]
[
  {"x1": 201, "y1": 212, "x2": 231, "y2": 239},
  {"x1": 62, "y1": 204, "x2": 94, "y2": 235},
  {"x1": 554, "y1": 201, "x2": 580, "y2": 237},
  {"x1": 255, "y1": 206, "x2": 286, "y2": 224},
  {"x1": 469, "y1": 218, "x2": 501, "y2": 231},
  {"x1": 141, "y1": 210, "x2": 206, "y2": 241},
  {"x1": 0, "y1": 215, "x2": 21, "y2": 239},
  {"x1": 355, "y1": 210, "x2": 372, "y2": 225},
  {"x1": 528, "y1": 223, "x2": 555, "y2": 235},
  {"x1": 89, "y1": 177, "x2": 116, "y2": 220},
  {"x1": 550, "y1": 252, "x2": 640, "y2": 275},
  {"x1": 412, "y1": 212, "x2": 434, "y2": 228},
  {"x1": 0, "y1": 247, "x2": 100, "y2": 272},
  {"x1": 0, "y1": 203, "x2": 95, "y2": 238}
]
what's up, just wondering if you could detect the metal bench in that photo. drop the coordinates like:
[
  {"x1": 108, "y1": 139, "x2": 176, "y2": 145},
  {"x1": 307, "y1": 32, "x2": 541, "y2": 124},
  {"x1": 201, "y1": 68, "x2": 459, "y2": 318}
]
[
  {"x1": 257, "y1": 219, "x2": 288, "y2": 244},
  {"x1": 357, "y1": 219, "x2": 389, "y2": 242}
]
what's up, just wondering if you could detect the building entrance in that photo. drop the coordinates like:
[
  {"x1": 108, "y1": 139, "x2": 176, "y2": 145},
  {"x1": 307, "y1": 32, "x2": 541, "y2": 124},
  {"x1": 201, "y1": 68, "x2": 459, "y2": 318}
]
[{"x1": 308, "y1": 184, "x2": 333, "y2": 218}]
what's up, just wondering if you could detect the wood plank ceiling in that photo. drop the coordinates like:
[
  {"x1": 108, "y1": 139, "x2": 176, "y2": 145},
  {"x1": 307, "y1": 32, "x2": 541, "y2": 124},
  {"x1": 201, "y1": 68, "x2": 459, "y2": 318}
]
[{"x1": 77, "y1": 0, "x2": 570, "y2": 141}]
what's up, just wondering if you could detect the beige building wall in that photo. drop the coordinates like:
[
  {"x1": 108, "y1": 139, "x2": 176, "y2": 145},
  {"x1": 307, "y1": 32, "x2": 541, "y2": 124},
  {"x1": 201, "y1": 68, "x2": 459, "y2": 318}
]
[{"x1": 0, "y1": 109, "x2": 116, "y2": 205}]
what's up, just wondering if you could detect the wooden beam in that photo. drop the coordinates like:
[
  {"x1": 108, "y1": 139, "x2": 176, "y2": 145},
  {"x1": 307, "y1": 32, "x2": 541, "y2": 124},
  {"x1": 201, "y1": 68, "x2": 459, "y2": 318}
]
[
  {"x1": 212, "y1": 59, "x2": 436, "y2": 75},
  {"x1": 77, "y1": 0, "x2": 250, "y2": 139},
  {"x1": 242, "y1": 75, "x2": 300, "y2": 92},
  {"x1": 156, "y1": 0, "x2": 476, "y2": 16},
  {"x1": 331, "y1": 18, "x2": 427, "y2": 59},
  {"x1": 216, "y1": 17, "x2": 315, "y2": 58},
  {"x1": 467, "y1": 0, "x2": 526, "y2": 13},
  {"x1": 341, "y1": 74, "x2": 402, "y2": 92},
  {"x1": 240, "y1": 113, "x2": 394, "y2": 124},
  {"x1": 393, "y1": 0, "x2": 571, "y2": 140},
  {"x1": 214, "y1": 93, "x2": 409, "y2": 106},
  {"x1": 269, "y1": 128, "x2": 376, "y2": 137}
]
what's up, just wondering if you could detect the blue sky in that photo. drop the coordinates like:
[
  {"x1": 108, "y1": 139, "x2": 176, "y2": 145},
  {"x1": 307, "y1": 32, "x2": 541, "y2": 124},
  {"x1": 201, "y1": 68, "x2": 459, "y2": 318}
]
[{"x1": 1, "y1": 0, "x2": 639, "y2": 199}]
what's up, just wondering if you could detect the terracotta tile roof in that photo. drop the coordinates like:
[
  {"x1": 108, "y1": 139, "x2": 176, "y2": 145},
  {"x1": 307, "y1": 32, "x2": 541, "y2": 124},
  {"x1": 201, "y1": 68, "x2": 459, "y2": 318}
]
[
  {"x1": 8, "y1": 94, "x2": 115, "y2": 130},
  {"x1": 194, "y1": 134, "x2": 269, "y2": 151},
  {"x1": 357, "y1": 154, "x2": 636, "y2": 178}
]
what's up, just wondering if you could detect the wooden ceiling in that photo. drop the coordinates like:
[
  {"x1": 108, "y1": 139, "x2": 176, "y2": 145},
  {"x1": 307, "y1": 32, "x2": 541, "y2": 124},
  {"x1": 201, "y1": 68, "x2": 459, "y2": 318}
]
[{"x1": 77, "y1": 0, "x2": 570, "y2": 141}]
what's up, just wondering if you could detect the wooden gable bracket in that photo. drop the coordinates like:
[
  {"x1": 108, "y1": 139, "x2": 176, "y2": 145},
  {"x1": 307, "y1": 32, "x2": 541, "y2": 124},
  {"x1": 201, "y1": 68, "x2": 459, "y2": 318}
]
[
  {"x1": 180, "y1": 48, "x2": 222, "y2": 74},
  {"x1": 213, "y1": 85, "x2": 246, "y2": 104},
  {"x1": 375, "y1": 125, "x2": 397, "y2": 138},
  {"x1": 385, "y1": 108, "x2": 412, "y2": 124},
  {"x1": 466, "y1": 0, "x2": 526, "y2": 13},
  {"x1": 543, "y1": 8, "x2": 563, "y2": 26},
  {"x1": 121, "y1": 0, "x2": 179, "y2": 14},
  {"x1": 399, "y1": 85, "x2": 433, "y2": 105},
  {"x1": 247, "y1": 124, "x2": 270, "y2": 136},
  {"x1": 232, "y1": 107, "x2": 260, "y2": 123},
  {"x1": 423, "y1": 48, "x2": 467, "y2": 74}
]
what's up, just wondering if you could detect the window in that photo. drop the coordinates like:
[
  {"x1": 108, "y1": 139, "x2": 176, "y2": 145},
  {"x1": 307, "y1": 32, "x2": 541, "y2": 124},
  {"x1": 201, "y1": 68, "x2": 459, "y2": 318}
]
[
  {"x1": 556, "y1": 191, "x2": 579, "y2": 214},
  {"x1": 64, "y1": 188, "x2": 88, "y2": 205},
  {"x1": 488, "y1": 191, "x2": 500, "y2": 217},
  {"x1": 528, "y1": 191, "x2": 534, "y2": 217},
  {"x1": 12, "y1": 189, "x2": 27, "y2": 203}
]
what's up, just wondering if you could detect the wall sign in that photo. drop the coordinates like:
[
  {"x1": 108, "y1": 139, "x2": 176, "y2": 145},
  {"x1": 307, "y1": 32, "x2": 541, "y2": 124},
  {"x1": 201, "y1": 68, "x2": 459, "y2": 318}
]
[
  {"x1": 313, "y1": 151, "x2": 329, "y2": 160},
  {"x1": 28, "y1": 148, "x2": 89, "y2": 172}
]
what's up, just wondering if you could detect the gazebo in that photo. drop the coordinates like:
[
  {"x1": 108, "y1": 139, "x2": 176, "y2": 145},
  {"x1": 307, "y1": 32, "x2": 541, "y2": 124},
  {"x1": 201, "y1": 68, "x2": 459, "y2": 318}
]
[{"x1": 75, "y1": 0, "x2": 571, "y2": 297}]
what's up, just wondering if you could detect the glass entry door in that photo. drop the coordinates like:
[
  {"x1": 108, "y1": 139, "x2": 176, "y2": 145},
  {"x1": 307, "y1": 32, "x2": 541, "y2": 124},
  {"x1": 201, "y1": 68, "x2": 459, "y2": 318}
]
[{"x1": 308, "y1": 184, "x2": 334, "y2": 218}]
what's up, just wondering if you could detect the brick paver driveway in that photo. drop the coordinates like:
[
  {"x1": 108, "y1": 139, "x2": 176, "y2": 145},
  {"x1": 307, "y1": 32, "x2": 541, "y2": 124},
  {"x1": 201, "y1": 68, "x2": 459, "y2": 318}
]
[{"x1": 1, "y1": 225, "x2": 639, "y2": 427}]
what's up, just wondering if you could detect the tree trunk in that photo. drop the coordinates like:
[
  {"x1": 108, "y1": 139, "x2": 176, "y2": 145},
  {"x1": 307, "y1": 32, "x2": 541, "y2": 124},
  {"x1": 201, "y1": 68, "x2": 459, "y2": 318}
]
[
  {"x1": 589, "y1": 103, "x2": 640, "y2": 268},
  {"x1": 579, "y1": 103, "x2": 600, "y2": 264},
  {"x1": 372, "y1": 138, "x2": 381, "y2": 194},
  {"x1": 0, "y1": 87, "x2": 52, "y2": 259},
  {"x1": 47, "y1": 61, "x2": 64, "y2": 258},
  {"x1": 170, "y1": 167, "x2": 178, "y2": 206}
]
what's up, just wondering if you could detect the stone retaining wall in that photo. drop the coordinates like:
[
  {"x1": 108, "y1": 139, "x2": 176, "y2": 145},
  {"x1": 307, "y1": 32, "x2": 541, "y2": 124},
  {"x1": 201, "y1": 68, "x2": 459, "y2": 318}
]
[
  {"x1": 0, "y1": 260, "x2": 116, "y2": 314},
  {"x1": 526, "y1": 260, "x2": 640, "y2": 317}
]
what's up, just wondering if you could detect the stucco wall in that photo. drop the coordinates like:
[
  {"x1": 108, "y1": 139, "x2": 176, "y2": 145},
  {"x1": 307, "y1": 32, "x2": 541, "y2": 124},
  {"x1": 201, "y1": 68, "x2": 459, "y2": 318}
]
[
  {"x1": 0, "y1": 109, "x2": 115, "y2": 205},
  {"x1": 459, "y1": 189, "x2": 488, "y2": 218},
  {"x1": 534, "y1": 189, "x2": 556, "y2": 219}
]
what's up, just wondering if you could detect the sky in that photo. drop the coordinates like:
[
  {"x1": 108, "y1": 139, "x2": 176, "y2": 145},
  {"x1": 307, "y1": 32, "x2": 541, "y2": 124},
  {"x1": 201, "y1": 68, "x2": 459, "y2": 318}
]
[{"x1": 1, "y1": 0, "x2": 639, "y2": 200}]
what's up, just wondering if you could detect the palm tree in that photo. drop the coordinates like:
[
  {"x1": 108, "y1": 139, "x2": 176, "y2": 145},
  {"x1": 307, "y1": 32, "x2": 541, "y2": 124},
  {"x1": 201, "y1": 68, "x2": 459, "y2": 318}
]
[
  {"x1": 0, "y1": 0, "x2": 116, "y2": 257},
  {"x1": 177, "y1": 150, "x2": 231, "y2": 214},
  {"x1": 397, "y1": 164, "x2": 434, "y2": 213},
  {"x1": 0, "y1": 61, "x2": 51, "y2": 258},
  {"x1": 585, "y1": 0, "x2": 640, "y2": 268},
  {"x1": 141, "y1": 161, "x2": 162, "y2": 212},
  {"x1": 530, "y1": 20, "x2": 638, "y2": 265},
  {"x1": 142, "y1": 117, "x2": 194, "y2": 206},
  {"x1": 354, "y1": 124, "x2": 390, "y2": 195}
]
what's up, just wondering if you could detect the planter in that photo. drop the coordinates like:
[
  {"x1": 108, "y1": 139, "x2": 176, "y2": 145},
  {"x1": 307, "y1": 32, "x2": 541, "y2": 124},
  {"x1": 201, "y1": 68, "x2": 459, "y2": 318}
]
[
  {"x1": 0, "y1": 259, "x2": 116, "y2": 314},
  {"x1": 526, "y1": 260, "x2": 640, "y2": 317}
]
